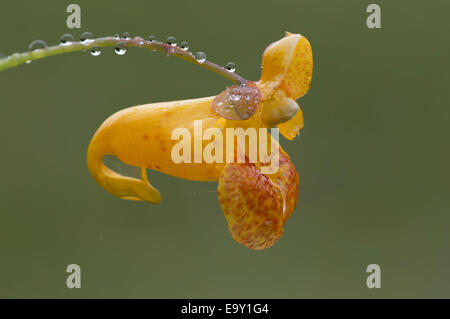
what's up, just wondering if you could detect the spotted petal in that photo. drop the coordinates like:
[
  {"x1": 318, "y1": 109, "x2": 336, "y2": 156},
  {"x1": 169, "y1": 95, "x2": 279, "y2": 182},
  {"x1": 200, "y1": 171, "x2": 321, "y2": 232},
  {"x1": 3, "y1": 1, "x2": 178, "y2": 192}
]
[{"x1": 217, "y1": 149, "x2": 299, "y2": 250}]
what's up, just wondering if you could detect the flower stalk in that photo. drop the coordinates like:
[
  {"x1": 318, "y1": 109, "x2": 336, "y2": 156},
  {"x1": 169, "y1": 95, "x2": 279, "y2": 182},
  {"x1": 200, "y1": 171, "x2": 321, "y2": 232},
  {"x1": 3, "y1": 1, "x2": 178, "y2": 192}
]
[{"x1": 0, "y1": 36, "x2": 248, "y2": 85}]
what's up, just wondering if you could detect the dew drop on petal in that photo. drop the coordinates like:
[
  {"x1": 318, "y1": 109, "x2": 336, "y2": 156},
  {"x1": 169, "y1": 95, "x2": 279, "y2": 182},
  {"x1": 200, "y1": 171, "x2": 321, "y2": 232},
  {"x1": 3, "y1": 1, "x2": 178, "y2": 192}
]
[
  {"x1": 123, "y1": 32, "x2": 131, "y2": 40},
  {"x1": 180, "y1": 41, "x2": 189, "y2": 51},
  {"x1": 148, "y1": 35, "x2": 157, "y2": 42},
  {"x1": 225, "y1": 62, "x2": 236, "y2": 73},
  {"x1": 230, "y1": 93, "x2": 241, "y2": 101},
  {"x1": 80, "y1": 32, "x2": 94, "y2": 45},
  {"x1": 166, "y1": 36, "x2": 177, "y2": 46},
  {"x1": 114, "y1": 34, "x2": 120, "y2": 39},
  {"x1": 90, "y1": 46, "x2": 102, "y2": 56},
  {"x1": 195, "y1": 51, "x2": 206, "y2": 63},
  {"x1": 28, "y1": 39, "x2": 47, "y2": 51},
  {"x1": 60, "y1": 33, "x2": 74, "y2": 46},
  {"x1": 114, "y1": 42, "x2": 127, "y2": 55},
  {"x1": 211, "y1": 83, "x2": 262, "y2": 120}
]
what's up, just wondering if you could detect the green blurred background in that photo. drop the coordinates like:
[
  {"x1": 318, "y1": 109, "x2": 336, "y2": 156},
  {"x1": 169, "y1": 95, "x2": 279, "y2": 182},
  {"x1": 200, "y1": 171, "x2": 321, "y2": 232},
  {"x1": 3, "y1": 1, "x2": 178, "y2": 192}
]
[{"x1": 0, "y1": 0, "x2": 449, "y2": 298}]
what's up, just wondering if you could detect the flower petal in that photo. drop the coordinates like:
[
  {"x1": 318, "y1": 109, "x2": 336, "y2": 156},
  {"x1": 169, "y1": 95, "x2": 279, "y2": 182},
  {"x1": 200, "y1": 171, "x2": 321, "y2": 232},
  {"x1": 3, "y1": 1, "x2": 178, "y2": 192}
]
[
  {"x1": 217, "y1": 149, "x2": 299, "y2": 250},
  {"x1": 277, "y1": 106, "x2": 304, "y2": 140},
  {"x1": 260, "y1": 88, "x2": 300, "y2": 126},
  {"x1": 258, "y1": 32, "x2": 313, "y2": 100},
  {"x1": 87, "y1": 96, "x2": 225, "y2": 203}
]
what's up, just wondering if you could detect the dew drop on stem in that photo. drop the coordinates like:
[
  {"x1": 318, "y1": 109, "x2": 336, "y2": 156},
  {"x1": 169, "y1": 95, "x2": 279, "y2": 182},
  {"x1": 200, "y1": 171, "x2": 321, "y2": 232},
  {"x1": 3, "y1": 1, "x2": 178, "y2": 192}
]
[
  {"x1": 90, "y1": 46, "x2": 102, "y2": 56},
  {"x1": 225, "y1": 62, "x2": 236, "y2": 73},
  {"x1": 60, "y1": 33, "x2": 74, "y2": 46},
  {"x1": 80, "y1": 32, "x2": 94, "y2": 45},
  {"x1": 115, "y1": 42, "x2": 127, "y2": 55},
  {"x1": 195, "y1": 51, "x2": 206, "y2": 63},
  {"x1": 166, "y1": 36, "x2": 177, "y2": 47},
  {"x1": 180, "y1": 41, "x2": 189, "y2": 51},
  {"x1": 28, "y1": 39, "x2": 47, "y2": 51}
]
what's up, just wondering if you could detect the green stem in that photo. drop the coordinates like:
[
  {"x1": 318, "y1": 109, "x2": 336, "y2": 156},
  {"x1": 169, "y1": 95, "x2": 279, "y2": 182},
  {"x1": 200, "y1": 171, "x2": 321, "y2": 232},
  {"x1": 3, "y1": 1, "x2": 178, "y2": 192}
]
[{"x1": 0, "y1": 36, "x2": 248, "y2": 85}]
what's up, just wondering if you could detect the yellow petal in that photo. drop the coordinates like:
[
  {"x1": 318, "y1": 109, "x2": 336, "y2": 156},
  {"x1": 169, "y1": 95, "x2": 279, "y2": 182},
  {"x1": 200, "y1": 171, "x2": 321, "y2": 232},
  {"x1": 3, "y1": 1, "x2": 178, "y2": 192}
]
[
  {"x1": 87, "y1": 96, "x2": 225, "y2": 203},
  {"x1": 258, "y1": 32, "x2": 313, "y2": 100},
  {"x1": 277, "y1": 106, "x2": 304, "y2": 140}
]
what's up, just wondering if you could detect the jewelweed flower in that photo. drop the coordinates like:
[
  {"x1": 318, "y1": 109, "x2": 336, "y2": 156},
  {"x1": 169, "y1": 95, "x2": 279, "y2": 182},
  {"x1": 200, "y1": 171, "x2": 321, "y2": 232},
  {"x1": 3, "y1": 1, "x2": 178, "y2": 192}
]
[{"x1": 86, "y1": 32, "x2": 313, "y2": 249}]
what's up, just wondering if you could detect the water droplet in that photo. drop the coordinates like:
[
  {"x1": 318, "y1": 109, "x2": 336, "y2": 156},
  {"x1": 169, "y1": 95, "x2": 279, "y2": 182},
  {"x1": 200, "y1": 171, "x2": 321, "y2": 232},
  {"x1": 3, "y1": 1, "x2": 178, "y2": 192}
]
[
  {"x1": 114, "y1": 34, "x2": 120, "y2": 39},
  {"x1": 180, "y1": 41, "x2": 189, "y2": 51},
  {"x1": 166, "y1": 36, "x2": 177, "y2": 46},
  {"x1": 80, "y1": 32, "x2": 94, "y2": 45},
  {"x1": 26, "y1": 60, "x2": 32, "y2": 64},
  {"x1": 28, "y1": 39, "x2": 47, "y2": 51},
  {"x1": 195, "y1": 51, "x2": 206, "y2": 63},
  {"x1": 60, "y1": 33, "x2": 74, "y2": 46},
  {"x1": 225, "y1": 62, "x2": 236, "y2": 73},
  {"x1": 90, "y1": 46, "x2": 102, "y2": 56},
  {"x1": 230, "y1": 93, "x2": 241, "y2": 101},
  {"x1": 123, "y1": 32, "x2": 131, "y2": 40},
  {"x1": 211, "y1": 83, "x2": 261, "y2": 120},
  {"x1": 115, "y1": 42, "x2": 127, "y2": 55},
  {"x1": 148, "y1": 35, "x2": 157, "y2": 42}
]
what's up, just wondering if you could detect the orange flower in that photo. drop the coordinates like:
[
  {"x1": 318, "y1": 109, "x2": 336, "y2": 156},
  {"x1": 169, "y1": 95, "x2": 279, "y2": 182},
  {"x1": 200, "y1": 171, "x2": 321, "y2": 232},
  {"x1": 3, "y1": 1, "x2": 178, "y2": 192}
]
[{"x1": 87, "y1": 32, "x2": 313, "y2": 249}]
